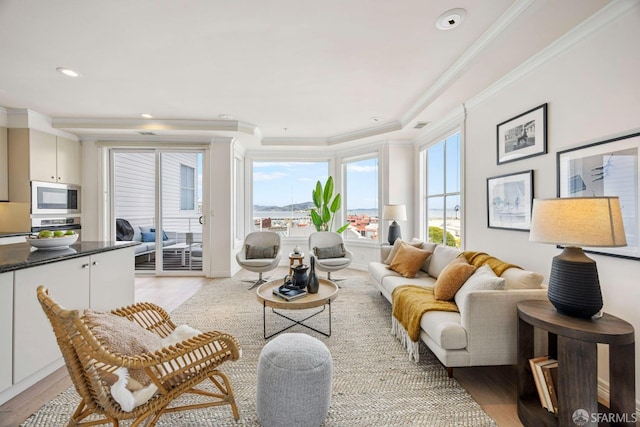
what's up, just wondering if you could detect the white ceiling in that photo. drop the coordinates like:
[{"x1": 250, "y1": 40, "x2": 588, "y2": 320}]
[{"x1": 0, "y1": 0, "x2": 610, "y2": 150}]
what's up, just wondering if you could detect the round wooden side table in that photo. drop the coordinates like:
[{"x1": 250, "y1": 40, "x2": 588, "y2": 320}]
[
  {"x1": 288, "y1": 252, "x2": 305, "y2": 274},
  {"x1": 517, "y1": 300, "x2": 635, "y2": 426}
]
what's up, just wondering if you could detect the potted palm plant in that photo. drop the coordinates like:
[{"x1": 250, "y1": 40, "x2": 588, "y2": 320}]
[{"x1": 310, "y1": 176, "x2": 350, "y2": 233}]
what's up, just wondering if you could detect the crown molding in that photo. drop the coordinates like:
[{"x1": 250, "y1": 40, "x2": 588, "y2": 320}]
[
  {"x1": 400, "y1": 0, "x2": 535, "y2": 127},
  {"x1": 52, "y1": 117, "x2": 259, "y2": 135},
  {"x1": 465, "y1": 0, "x2": 636, "y2": 112},
  {"x1": 93, "y1": 135, "x2": 233, "y2": 146},
  {"x1": 262, "y1": 120, "x2": 403, "y2": 146},
  {"x1": 6, "y1": 108, "x2": 78, "y2": 139},
  {"x1": 327, "y1": 120, "x2": 403, "y2": 145},
  {"x1": 414, "y1": 105, "x2": 465, "y2": 147},
  {"x1": 261, "y1": 137, "x2": 329, "y2": 147}
]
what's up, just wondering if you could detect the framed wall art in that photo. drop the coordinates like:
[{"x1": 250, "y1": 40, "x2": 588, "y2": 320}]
[
  {"x1": 497, "y1": 103, "x2": 547, "y2": 165},
  {"x1": 487, "y1": 170, "x2": 533, "y2": 231},
  {"x1": 557, "y1": 131, "x2": 640, "y2": 260}
]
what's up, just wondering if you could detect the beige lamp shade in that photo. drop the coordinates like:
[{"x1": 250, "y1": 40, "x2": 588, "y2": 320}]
[
  {"x1": 382, "y1": 204, "x2": 407, "y2": 221},
  {"x1": 529, "y1": 197, "x2": 626, "y2": 247}
]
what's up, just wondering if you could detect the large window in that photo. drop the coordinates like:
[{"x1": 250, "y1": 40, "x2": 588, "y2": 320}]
[
  {"x1": 252, "y1": 161, "x2": 328, "y2": 237},
  {"x1": 424, "y1": 132, "x2": 461, "y2": 247},
  {"x1": 343, "y1": 156, "x2": 379, "y2": 241},
  {"x1": 180, "y1": 164, "x2": 195, "y2": 210}
]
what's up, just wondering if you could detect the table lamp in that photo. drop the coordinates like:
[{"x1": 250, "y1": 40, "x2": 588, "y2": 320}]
[
  {"x1": 529, "y1": 197, "x2": 626, "y2": 319},
  {"x1": 383, "y1": 204, "x2": 407, "y2": 245}
]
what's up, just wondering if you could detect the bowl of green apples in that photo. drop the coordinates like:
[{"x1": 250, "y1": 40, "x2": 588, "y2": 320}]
[{"x1": 26, "y1": 230, "x2": 79, "y2": 250}]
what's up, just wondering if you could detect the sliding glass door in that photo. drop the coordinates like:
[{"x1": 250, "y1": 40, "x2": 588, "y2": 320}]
[{"x1": 112, "y1": 149, "x2": 206, "y2": 274}]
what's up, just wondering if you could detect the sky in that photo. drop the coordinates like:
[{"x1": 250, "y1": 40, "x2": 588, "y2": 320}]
[{"x1": 253, "y1": 159, "x2": 378, "y2": 209}]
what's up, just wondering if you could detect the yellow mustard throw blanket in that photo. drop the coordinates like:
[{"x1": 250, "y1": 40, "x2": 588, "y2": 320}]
[
  {"x1": 461, "y1": 251, "x2": 521, "y2": 276},
  {"x1": 391, "y1": 285, "x2": 458, "y2": 362}
]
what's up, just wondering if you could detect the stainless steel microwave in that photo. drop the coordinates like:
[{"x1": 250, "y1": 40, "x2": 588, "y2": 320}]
[{"x1": 31, "y1": 181, "x2": 81, "y2": 215}]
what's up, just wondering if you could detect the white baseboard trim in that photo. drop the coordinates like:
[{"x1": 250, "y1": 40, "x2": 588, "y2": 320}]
[{"x1": 597, "y1": 377, "x2": 640, "y2": 419}]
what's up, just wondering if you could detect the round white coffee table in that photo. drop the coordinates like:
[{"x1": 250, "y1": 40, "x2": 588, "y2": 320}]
[{"x1": 256, "y1": 278, "x2": 339, "y2": 339}]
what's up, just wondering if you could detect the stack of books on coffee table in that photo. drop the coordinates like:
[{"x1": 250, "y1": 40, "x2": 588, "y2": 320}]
[{"x1": 273, "y1": 285, "x2": 307, "y2": 301}]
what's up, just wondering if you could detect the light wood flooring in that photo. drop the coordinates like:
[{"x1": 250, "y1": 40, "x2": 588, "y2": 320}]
[{"x1": 0, "y1": 270, "x2": 521, "y2": 427}]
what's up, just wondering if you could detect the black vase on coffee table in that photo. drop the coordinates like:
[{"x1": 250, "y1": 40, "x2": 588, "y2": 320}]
[{"x1": 307, "y1": 256, "x2": 320, "y2": 294}]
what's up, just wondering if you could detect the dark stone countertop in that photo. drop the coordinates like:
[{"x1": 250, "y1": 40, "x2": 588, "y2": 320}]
[
  {"x1": 0, "y1": 241, "x2": 139, "y2": 273},
  {"x1": 0, "y1": 231, "x2": 31, "y2": 238}
]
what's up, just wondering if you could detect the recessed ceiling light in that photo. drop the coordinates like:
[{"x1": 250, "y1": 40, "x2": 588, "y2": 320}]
[
  {"x1": 141, "y1": 113, "x2": 153, "y2": 119},
  {"x1": 371, "y1": 117, "x2": 381, "y2": 123},
  {"x1": 56, "y1": 67, "x2": 82, "y2": 78},
  {"x1": 218, "y1": 114, "x2": 233, "y2": 120},
  {"x1": 435, "y1": 8, "x2": 467, "y2": 30}
]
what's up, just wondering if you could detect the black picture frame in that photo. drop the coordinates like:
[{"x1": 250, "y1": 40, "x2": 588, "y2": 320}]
[
  {"x1": 557, "y1": 131, "x2": 640, "y2": 260},
  {"x1": 497, "y1": 103, "x2": 547, "y2": 165},
  {"x1": 487, "y1": 170, "x2": 534, "y2": 231}
]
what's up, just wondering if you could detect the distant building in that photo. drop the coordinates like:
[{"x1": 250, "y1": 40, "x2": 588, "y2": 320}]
[{"x1": 347, "y1": 214, "x2": 378, "y2": 240}]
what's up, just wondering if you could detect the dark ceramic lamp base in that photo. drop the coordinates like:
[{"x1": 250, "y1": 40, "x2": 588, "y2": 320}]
[
  {"x1": 547, "y1": 246, "x2": 602, "y2": 319},
  {"x1": 387, "y1": 221, "x2": 402, "y2": 245}
]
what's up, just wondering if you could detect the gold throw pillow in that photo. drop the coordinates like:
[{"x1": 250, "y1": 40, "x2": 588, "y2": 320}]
[
  {"x1": 388, "y1": 244, "x2": 432, "y2": 278},
  {"x1": 433, "y1": 256, "x2": 477, "y2": 301},
  {"x1": 383, "y1": 238, "x2": 424, "y2": 264}
]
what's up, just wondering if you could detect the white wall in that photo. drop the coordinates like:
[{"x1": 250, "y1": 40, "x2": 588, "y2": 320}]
[
  {"x1": 464, "y1": 5, "x2": 640, "y2": 401},
  {"x1": 208, "y1": 140, "x2": 234, "y2": 277}
]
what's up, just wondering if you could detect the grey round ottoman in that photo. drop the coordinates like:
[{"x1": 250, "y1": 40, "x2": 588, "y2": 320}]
[{"x1": 256, "y1": 333, "x2": 332, "y2": 427}]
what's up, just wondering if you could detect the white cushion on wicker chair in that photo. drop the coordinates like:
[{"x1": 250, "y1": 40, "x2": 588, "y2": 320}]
[
  {"x1": 37, "y1": 286, "x2": 241, "y2": 425},
  {"x1": 85, "y1": 310, "x2": 206, "y2": 411}
]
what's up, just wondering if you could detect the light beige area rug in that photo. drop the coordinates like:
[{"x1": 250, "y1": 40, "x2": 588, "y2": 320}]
[{"x1": 22, "y1": 274, "x2": 496, "y2": 426}]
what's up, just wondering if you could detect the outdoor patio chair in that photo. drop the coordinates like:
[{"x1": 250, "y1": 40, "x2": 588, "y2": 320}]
[
  {"x1": 236, "y1": 231, "x2": 281, "y2": 289},
  {"x1": 36, "y1": 286, "x2": 240, "y2": 427},
  {"x1": 186, "y1": 232, "x2": 202, "y2": 270}
]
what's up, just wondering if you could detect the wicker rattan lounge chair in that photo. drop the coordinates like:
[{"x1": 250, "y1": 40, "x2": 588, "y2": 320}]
[{"x1": 37, "y1": 286, "x2": 240, "y2": 426}]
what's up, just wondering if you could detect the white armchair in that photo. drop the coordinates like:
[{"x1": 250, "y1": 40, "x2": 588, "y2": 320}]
[
  {"x1": 236, "y1": 231, "x2": 282, "y2": 289},
  {"x1": 308, "y1": 232, "x2": 353, "y2": 282}
]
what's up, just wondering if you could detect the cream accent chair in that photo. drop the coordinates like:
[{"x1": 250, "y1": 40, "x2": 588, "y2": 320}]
[
  {"x1": 236, "y1": 231, "x2": 282, "y2": 289},
  {"x1": 308, "y1": 232, "x2": 353, "y2": 282}
]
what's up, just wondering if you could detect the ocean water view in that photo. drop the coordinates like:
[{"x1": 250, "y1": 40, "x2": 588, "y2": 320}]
[
  {"x1": 253, "y1": 209, "x2": 380, "y2": 219},
  {"x1": 253, "y1": 209, "x2": 457, "y2": 220}
]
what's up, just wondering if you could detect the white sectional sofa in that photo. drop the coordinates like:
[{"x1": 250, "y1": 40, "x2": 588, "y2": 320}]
[{"x1": 368, "y1": 240, "x2": 548, "y2": 376}]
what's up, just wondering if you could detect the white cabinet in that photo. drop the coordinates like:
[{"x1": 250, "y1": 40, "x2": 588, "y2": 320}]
[
  {"x1": 0, "y1": 272, "x2": 13, "y2": 393},
  {"x1": 12, "y1": 248, "x2": 135, "y2": 385},
  {"x1": 13, "y1": 256, "x2": 90, "y2": 383},
  {"x1": 28, "y1": 130, "x2": 58, "y2": 183},
  {"x1": 90, "y1": 246, "x2": 135, "y2": 310},
  {"x1": 29, "y1": 132, "x2": 81, "y2": 185},
  {"x1": 0, "y1": 126, "x2": 7, "y2": 201},
  {"x1": 8, "y1": 129, "x2": 82, "y2": 202},
  {"x1": 0, "y1": 245, "x2": 136, "y2": 405},
  {"x1": 54, "y1": 136, "x2": 82, "y2": 185}
]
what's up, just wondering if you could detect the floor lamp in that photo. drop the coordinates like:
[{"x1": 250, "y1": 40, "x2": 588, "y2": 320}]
[
  {"x1": 529, "y1": 197, "x2": 626, "y2": 319},
  {"x1": 383, "y1": 204, "x2": 407, "y2": 245}
]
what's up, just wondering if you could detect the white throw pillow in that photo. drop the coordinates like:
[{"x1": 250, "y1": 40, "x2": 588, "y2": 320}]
[
  {"x1": 427, "y1": 245, "x2": 461, "y2": 278},
  {"x1": 501, "y1": 268, "x2": 544, "y2": 289},
  {"x1": 454, "y1": 265, "x2": 506, "y2": 307}
]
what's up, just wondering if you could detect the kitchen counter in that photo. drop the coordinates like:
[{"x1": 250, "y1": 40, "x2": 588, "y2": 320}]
[
  {"x1": 0, "y1": 241, "x2": 139, "y2": 273},
  {"x1": 0, "y1": 240, "x2": 137, "y2": 404},
  {"x1": 0, "y1": 231, "x2": 31, "y2": 238}
]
